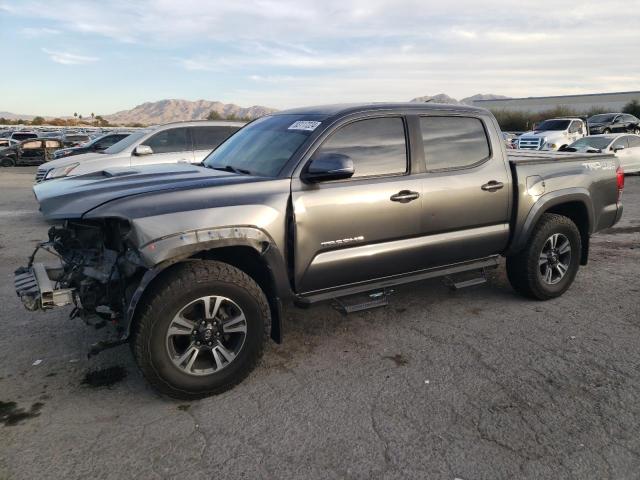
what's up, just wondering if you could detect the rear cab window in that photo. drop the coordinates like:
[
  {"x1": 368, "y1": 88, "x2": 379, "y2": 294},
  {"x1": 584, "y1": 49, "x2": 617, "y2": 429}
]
[
  {"x1": 420, "y1": 116, "x2": 490, "y2": 171},
  {"x1": 312, "y1": 117, "x2": 407, "y2": 178}
]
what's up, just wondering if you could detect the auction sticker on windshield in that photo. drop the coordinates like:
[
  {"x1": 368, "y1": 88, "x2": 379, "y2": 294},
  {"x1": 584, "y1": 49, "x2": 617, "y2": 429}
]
[{"x1": 288, "y1": 121, "x2": 321, "y2": 131}]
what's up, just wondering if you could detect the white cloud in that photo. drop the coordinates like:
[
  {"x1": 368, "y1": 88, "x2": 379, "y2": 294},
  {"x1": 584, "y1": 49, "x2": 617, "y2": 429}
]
[
  {"x1": 42, "y1": 48, "x2": 98, "y2": 65},
  {"x1": 20, "y1": 27, "x2": 60, "y2": 37}
]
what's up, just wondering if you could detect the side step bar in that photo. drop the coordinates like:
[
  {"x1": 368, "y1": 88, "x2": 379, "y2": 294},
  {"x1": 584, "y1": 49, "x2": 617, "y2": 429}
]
[
  {"x1": 297, "y1": 256, "x2": 500, "y2": 305},
  {"x1": 333, "y1": 290, "x2": 393, "y2": 315}
]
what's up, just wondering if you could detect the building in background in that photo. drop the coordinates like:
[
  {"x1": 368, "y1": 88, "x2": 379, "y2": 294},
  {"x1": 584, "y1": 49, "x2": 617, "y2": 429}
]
[{"x1": 473, "y1": 91, "x2": 640, "y2": 113}]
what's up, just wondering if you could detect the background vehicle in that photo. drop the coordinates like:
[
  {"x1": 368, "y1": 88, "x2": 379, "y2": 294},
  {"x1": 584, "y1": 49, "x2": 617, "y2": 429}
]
[
  {"x1": 518, "y1": 118, "x2": 587, "y2": 151},
  {"x1": 35, "y1": 120, "x2": 244, "y2": 182},
  {"x1": 9, "y1": 131, "x2": 38, "y2": 142},
  {"x1": 0, "y1": 138, "x2": 63, "y2": 166},
  {"x1": 562, "y1": 134, "x2": 640, "y2": 173},
  {"x1": 588, "y1": 113, "x2": 640, "y2": 135},
  {"x1": 18, "y1": 103, "x2": 623, "y2": 398},
  {"x1": 60, "y1": 133, "x2": 91, "y2": 147},
  {"x1": 502, "y1": 132, "x2": 519, "y2": 149},
  {"x1": 53, "y1": 132, "x2": 132, "y2": 159}
]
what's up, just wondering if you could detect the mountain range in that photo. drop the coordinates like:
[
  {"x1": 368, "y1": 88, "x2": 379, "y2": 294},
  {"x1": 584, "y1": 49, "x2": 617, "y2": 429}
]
[
  {"x1": 104, "y1": 99, "x2": 277, "y2": 125},
  {"x1": 1, "y1": 93, "x2": 510, "y2": 125}
]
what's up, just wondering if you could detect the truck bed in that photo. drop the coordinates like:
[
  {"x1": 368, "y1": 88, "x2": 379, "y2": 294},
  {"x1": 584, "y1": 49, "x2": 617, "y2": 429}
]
[{"x1": 508, "y1": 150, "x2": 615, "y2": 165}]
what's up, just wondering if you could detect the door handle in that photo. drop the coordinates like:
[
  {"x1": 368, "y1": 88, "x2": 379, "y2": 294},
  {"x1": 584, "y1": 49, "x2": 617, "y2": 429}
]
[
  {"x1": 481, "y1": 180, "x2": 504, "y2": 192},
  {"x1": 390, "y1": 190, "x2": 420, "y2": 203}
]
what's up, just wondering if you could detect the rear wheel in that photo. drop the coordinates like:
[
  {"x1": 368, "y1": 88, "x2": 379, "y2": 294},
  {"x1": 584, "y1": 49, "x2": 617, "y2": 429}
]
[
  {"x1": 132, "y1": 261, "x2": 270, "y2": 399},
  {"x1": 634, "y1": 127, "x2": 640, "y2": 135},
  {"x1": 506, "y1": 214, "x2": 581, "y2": 300},
  {"x1": 0, "y1": 156, "x2": 15, "y2": 167}
]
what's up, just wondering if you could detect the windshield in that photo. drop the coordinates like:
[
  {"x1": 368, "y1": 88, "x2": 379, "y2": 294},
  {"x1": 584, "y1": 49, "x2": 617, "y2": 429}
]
[
  {"x1": 568, "y1": 136, "x2": 612, "y2": 150},
  {"x1": 535, "y1": 120, "x2": 571, "y2": 131},
  {"x1": 588, "y1": 114, "x2": 616, "y2": 124},
  {"x1": 103, "y1": 130, "x2": 149, "y2": 154},
  {"x1": 203, "y1": 114, "x2": 323, "y2": 176}
]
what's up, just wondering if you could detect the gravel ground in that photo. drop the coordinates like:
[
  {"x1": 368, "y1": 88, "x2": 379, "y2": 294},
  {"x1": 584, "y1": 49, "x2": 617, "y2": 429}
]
[{"x1": 1, "y1": 167, "x2": 639, "y2": 480}]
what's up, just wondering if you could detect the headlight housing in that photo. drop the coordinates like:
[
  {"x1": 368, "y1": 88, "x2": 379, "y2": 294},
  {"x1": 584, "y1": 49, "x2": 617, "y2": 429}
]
[{"x1": 45, "y1": 162, "x2": 79, "y2": 179}]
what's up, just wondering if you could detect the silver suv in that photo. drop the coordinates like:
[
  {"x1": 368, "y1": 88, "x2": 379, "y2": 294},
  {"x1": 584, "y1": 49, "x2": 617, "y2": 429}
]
[{"x1": 35, "y1": 120, "x2": 245, "y2": 182}]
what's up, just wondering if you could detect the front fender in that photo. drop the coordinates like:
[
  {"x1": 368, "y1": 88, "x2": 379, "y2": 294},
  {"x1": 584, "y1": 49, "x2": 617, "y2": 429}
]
[{"x1": 124, "y1": 226, "x2": 291, "y2": 341}]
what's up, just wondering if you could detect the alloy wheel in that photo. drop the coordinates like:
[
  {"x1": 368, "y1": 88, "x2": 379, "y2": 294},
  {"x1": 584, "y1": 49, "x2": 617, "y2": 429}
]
[
  {"x1": 538, "y1": 233, "x2": 572, "y2": 285},
  {"x1": 165, "y1": 295, "x2": 248, "y2": 376}
]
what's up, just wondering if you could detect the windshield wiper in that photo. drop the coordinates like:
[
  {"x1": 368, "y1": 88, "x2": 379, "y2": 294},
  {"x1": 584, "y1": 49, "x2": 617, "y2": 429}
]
[{"x1": 208, "y1": 164, "x2": 252, "y2": 175}]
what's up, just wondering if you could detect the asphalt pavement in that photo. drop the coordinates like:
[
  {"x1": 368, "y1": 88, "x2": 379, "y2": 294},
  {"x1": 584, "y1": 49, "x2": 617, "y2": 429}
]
[{"x1": 1, "y1": 167, "x2": 639, "y2": 479}]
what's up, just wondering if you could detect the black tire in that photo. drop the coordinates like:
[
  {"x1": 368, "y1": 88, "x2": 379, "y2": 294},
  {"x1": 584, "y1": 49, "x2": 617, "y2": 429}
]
[
  {"x1": 0, "y1": 156, "x2": 15, "y2": 167},
  {"x1": 506, "y1": 213, "x2": 581, "y2": 300},
  {"x1": 603, "y1": 128, "x2": 612, "y2": 134},
  {"x1": 132, "y1": 261, "x2": 270, "y2": 399},
  {"x1": 634, "y1": 127, "x2": 640, "y2": 135}
]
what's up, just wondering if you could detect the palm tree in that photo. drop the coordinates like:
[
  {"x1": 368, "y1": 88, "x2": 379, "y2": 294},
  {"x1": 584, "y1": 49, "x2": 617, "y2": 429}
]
[
  {"x1": 91, "y1": 112, "x2": 95, "y2": 126},
  {"x1": 73, "y1": 112, "x2": 78, "y2": 125}
]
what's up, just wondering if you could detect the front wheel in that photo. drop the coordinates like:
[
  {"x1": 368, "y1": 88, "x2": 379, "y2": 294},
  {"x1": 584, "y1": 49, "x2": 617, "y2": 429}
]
[
  {"x1": 634, "y1": 127, "x2": 640, "y2": 135},
  {"x1": 506, "y1": 213, "x2": 581, "y2": 300},
  {"x1": 603, "y1": 128, "x2": 612, "y2": 134},
  {"x1": 132, "y1": 261, "x2": 270, "y2": 399}
]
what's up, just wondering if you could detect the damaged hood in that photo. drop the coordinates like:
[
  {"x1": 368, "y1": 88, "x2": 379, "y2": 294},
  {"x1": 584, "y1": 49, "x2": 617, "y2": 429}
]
[{"x1": 33, "y1": 162, "x2": 264, "y2": 220}]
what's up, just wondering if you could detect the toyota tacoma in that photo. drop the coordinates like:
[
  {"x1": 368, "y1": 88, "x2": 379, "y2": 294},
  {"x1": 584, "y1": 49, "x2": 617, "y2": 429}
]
[{"x1": 15, "y1": 103, "x2": 625, "y2": 398}]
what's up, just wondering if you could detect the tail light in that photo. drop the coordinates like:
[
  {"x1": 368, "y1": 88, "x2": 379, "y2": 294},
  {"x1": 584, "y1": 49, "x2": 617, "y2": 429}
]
[{"x1": 616, "y1": 166, "x2": 624, "y2": 204}]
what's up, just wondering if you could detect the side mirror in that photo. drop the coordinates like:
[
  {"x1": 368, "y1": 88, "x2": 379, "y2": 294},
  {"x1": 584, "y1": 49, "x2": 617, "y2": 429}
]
[
  {"x1": 613, "y1": 145, "x2": 625, "y2": 152},
  {"x1": 134, "y1": 144, "x2": 153, "y2": 156},
  {"x1": 303, "y1": 153, "x2": 354, "y2": 183}
]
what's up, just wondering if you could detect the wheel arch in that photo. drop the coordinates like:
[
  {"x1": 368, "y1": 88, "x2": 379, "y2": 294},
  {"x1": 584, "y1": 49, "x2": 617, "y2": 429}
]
[
  {"x1": 509, "y1": 189, "x2": 594, "y2": 265},
  {"x1": 126, "y1": 229, "x2": 292, "y2": 344}
]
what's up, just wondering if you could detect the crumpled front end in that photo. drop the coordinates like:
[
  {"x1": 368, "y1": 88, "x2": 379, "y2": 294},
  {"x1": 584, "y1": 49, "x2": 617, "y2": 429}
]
[{"x1": 14, "y1": 219, "x2": 147, "y2": 332}]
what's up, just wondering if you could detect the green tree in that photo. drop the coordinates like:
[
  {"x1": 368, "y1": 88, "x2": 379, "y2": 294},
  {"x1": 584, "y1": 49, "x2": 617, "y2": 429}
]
[
  {"x1": 623, "y1": 100, "x2": 640, "y2": 118},
  {"x1": 206, "y1": 110, "x2": 222, "y2": 120},
  {"x1": 31, "y1": 116, "x2": 45, "y2": 125}
]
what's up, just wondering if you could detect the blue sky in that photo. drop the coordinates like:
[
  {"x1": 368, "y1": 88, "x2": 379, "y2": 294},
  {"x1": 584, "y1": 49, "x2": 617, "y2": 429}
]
[{"x1": 1, "y1": 0, "x2": 639, "y2": 117}]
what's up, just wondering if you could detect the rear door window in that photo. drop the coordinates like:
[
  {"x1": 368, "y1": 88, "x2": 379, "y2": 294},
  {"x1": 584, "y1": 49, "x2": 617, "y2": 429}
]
[
  {"x1": 312, "y1": 117, "x2": 407, "y2": 178},
  {"x1": 191, "y1": 126, "x2": 239, "y2": 151},
  {"x1": 144, "y1": 128, "x2": 190, "y2": 154},
  {"x1": 420, "y1": 116, "x2": 490, "y2": 171}
]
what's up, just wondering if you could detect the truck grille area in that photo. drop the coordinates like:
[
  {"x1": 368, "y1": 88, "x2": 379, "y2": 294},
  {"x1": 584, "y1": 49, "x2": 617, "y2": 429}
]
[{"x1": 518, "y1": 137, "x2": 543, "y2": 150}]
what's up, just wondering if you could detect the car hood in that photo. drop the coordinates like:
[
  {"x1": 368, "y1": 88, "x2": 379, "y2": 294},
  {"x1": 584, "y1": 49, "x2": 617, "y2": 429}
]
[
  {"x1": 521, "y1": 130, "x2": 567, "y2": 139},
  {"x1": 33, "y1": 162, "x2": 264, "y2": 220},
  {"x1": 39, "y1": 151, "x2": 108, "y2": 170}
]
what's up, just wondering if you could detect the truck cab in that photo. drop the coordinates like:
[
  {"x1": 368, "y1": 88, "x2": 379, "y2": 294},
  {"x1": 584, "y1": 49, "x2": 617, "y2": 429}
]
[{"x1": 518, "y1": 118, "x2": 586, "y2": 151}]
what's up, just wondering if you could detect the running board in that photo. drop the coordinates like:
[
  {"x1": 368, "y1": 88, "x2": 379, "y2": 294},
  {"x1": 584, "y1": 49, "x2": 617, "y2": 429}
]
[
  {"x1": 444, "y1": 276, "x2": 487, "y2": 290},
  {"x1": 333, "y1": 290, "x2": 393, "y2": 315},
  {"x1": 297, "y1": 256, "x2": 500, "y2": 305}
]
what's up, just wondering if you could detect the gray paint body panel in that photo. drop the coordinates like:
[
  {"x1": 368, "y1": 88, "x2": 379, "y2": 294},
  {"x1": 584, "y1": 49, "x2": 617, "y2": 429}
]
[{"x1": 31, "y1": 103, "x2": 622, "y2": 308}]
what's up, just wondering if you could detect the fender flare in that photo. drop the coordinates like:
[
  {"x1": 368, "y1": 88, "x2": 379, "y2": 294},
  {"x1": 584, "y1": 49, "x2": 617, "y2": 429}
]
[
  {"x1": 508, "y1": 188, "x2": 594, "y2": 255},
  {"x1": 124, "y1": 226, "x2": 291, "y2": 343}
]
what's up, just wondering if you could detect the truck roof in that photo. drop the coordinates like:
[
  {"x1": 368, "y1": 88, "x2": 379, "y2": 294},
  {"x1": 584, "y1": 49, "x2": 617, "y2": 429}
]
[{"x1": 275, "y1": 102, "x2": 486, "y2": 117}]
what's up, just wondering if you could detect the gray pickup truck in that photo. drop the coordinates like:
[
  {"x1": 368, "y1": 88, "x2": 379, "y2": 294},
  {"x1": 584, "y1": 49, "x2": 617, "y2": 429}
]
[{"x1": 15, "y1": 103, "x2": 625, "y2": 398}]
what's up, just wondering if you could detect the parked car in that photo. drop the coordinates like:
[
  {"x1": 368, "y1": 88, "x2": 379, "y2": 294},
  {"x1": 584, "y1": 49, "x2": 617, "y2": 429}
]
[
  {"x1": 562, "y1": 134, "x2": 640, "y2": 173},
  {"x1": 9, "y1": 131, "x2": 39, "y2": 142},
  {"x1": 17, "y1": 103, "x2": 624, "y2": 398},
  {"x1": 60, "y1": 133, "x2": 91, "y2": 148},
  {"x1": 53, "y1": 132, "x2": 132, "y2": 159},
  {"x1": 518, "y1": 118, "x2": 587, "y2": 151},
  {"x1": 587, "y1": 113, "x2": 640, "y2": 135},
  {"x1": 35, "y1": 121, "x2": 245, "y2": 182},
  {"x1": 0, "y1": 138, "x2": 64, "y2": 166}
]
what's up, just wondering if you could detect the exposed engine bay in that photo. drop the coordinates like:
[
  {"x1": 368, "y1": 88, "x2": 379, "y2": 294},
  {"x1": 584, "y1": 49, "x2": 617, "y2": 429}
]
[{"x1": 14, "y1": 220, "x2": 146, "y2": 351}]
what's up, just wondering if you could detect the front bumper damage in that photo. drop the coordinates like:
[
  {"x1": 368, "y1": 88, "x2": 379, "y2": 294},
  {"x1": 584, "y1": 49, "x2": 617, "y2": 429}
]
[{"x1": 14, "y1": 263, "x2": 76, "y2": 311}]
